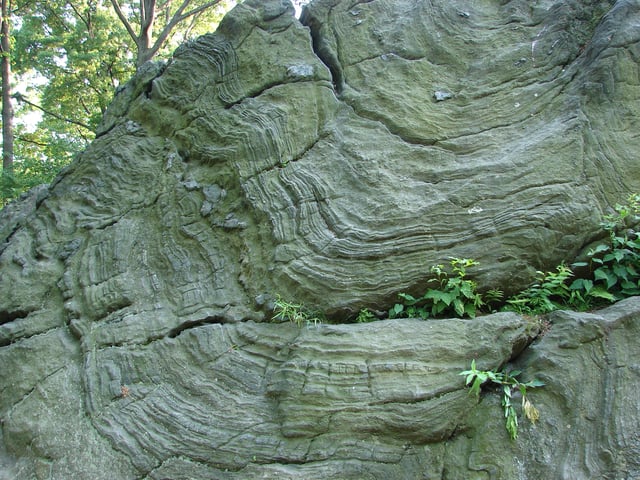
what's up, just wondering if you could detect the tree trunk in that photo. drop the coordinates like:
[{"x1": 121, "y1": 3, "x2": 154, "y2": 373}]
[
  {"x1": 1, "y1": 0, "x2": 14, "y2": 176},
  {"x1": 136, "y1": 0, "x2": 156, "y2": 67},
  {"x1": 111, "y1": 0, "x2": 222, "y2": 70},
  {"x1": 136, "y1": 42, "x2": 155, "y2": 69}
]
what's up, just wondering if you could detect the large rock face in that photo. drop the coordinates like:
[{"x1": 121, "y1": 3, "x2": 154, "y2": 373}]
[{"x1": 1, "y1": 0, "x2": 640, "y2": 478}]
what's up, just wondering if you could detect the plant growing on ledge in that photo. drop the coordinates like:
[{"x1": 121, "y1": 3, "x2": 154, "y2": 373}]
[
  {"x1": 389, "y1": 258, "x2": 502, "y2": 319},
  {"x1": 572, "y1": 193, "x2": 640, "y2": 301},
  {"x1": 460, "y1": 360, "x2": 545, "y2": 440},
  {"x1": 272, "y1": 295, "x2": 323, "y2": 327},
  {"x1": 356, "y1": 308, "x2": 376, "y2": 323},
  {"x1": 504, "y1": 264, "x2": 577, "y2": 314}
]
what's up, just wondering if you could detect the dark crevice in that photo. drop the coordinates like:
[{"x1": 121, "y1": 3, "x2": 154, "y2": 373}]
[
  {"x1": 368, "y1": 385, "x2": 461, "y2": 406},
  {"x1": 222, "y1": 78, "x2": 304, "y2": 110},
  {"x1": 506, "y1": 316, "x2": 550, "y2": 365},
  {"x1": 300, "y1": 5, "x2": 442, "y2": 146},
  {"x1": 300, "y1": 6, "x2": 344, "y2": 93},
  {"x1": 93, "y1": 316, "x2": 228, "y2": 349},
  {"x1": 0, "y1": 322, "x2": 67, "y2": 348},
  {"x1": 166, "y1": 316, "x2": 227, "y2": 339},
  {"x1": 0, "y1": 309, "x2": 33, "y2": 326}
]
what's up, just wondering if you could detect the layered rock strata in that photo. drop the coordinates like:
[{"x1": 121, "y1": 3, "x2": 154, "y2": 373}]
[{"x1": 1, "y1": 0, "x2": 640, "y2": 478}]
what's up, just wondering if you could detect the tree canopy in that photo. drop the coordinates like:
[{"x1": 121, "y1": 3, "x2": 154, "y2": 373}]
[{"x1": 1, "y1": 0, "x2": 234, "y2": 205}]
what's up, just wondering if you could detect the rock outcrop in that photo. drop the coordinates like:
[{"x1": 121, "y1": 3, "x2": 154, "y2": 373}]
[{"x1": 1, "y1": 0, "x2": 640, "y2": 478}]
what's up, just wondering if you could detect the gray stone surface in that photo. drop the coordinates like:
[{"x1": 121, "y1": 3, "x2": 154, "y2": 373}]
[{"x1": 1, "y1": 0, "x2": 640, "y2": 478}]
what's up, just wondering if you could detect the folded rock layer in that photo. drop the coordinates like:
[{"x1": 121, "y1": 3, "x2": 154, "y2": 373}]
[{"x1": 1, "y1": 0, "x2": 639, "y2": 478}]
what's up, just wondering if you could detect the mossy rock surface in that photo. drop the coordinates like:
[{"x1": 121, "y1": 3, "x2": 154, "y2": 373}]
[{"x1": 1, "y1": 0, "x2": 640, "y2": 478}]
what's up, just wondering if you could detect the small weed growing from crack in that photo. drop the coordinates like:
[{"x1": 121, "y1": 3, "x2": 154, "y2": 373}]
[{"x1": 460, "y1": 359, "x2": 545, "y2": 440}]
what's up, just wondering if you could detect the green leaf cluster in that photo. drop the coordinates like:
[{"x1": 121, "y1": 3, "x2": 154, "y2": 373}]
[
  {"x1": 1, "y1": 120, "x2": 72, "y2": 205},
  {"x1": 576, "y1": 194, "x2": 640, "y2": 299},
  {"x1": 272, "y1": 295, "x2": 323, "y2": 327},
  {"x1": 504, "y1": 194, "x2": 640, "y2": 314},
  {"x1": 356, "y1": 308, "x2": 376, "y2": 323},
  {"x1": 504, "y1": 264, "x2": 576, "y2": 314},
  {"x1": 14, "y1": 0, "x2": 136, "y2": 136},
  {"x1": 389, "y1": 258, "x2": 502, "y2": 319},
  {"x1": 460, "y1": 360, "x2": 544, "y2": 440}
]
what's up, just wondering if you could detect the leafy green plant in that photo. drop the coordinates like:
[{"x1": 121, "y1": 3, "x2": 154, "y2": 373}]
[
  {"x1": 460, "y1": 360, "x2": 545, "y2": 440},
  {"x1": 389, "y1": 258, "x2": 499, "y2": 319},
  {"x1": 483, "y1": 287, "x2": 505, "y2": 307},
  {"x1": 272, "y1": 295, "x2": 323, "y2": 327},
  {"x1": 572, "y1": 193, "x2": 640, "y2": 301},
  {"x1": 503, "y1": 196, "x2": 639, "y2": 314},
  {"x1": 504, "y1": 264, "x2": 577, "y2": 314},
  {"x1": 356, "y1": 308, "x2": 376, "y2": 323}
]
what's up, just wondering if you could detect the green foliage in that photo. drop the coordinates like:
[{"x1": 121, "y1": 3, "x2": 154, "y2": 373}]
[
  {"x1": 504, "y1": 264, "x2": 576, "y2": 314},
  {"x1": 356, "y1": 308, "x2": 376, "y2": 323},
  {"x1": 389, "y1": 258, "x2": 501, "y2": 319},
  {"x1": 272, "y1": 295, "x2": 323, "y2": 327},
  {"x1": 1, "y1": 138, "x2": 68, "y2": 205},
  {"x1": 460, "y1": 360, "x2": 544, "y2": 440},
  {"x1": 503, "y1": 195, "x2": 640, "y2": 313},
  {"x1": 1, "y1": 170, "x2": 15, "y2": 206},
  {"x1": 14, "y1": 0, "x2": 134, "y2": 140},
  {"x1": 573, "y1": 194, "x2": 640, "y2": 301},
  {"x1": 2, "y1": 0, "x2": 235, "y2": 206},
  {"x1": 387, "y1": 195, "x2": 639, "y2": 321}
]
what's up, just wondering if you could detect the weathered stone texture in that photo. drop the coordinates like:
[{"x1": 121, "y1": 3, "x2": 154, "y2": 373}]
[
  {"x1": 446, "y1": 298, "x2": 640, "y2": 480},
  {"x1": 1, "y1": 0, "x2": 640, "y2": 478}
]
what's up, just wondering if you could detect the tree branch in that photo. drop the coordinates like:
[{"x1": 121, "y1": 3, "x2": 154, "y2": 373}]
[
  {"x1": 40, "y1": 3, "x2": 73, "y2": 34},
  {"x1": 12, "y1": 0, "x2": 34, "y2": 15},
  {"x1": 110, "y1": 0, "x2": 138, "y2": 43},
  {"x1": 140, "y1": 0, "x2": 156, "y2": 33},
  {"x1": 139, "y1": 0, "x2": 157, "y2": 54},
  {"x1": 15, "y1": 134, "x2": 49, "y2": 148},
  {"x1": 181, "y1": 9, "x2": 202, "y2": 39},
  {"x1": 161, "y1": 0, "x2": 177, "y2": 24},
  {"x1": 67, "y1": 1, "x2": 92, "y2": 36},
  {"x1": 150, "y1": 0, "x2": 220, "y2": 56},
  {"x1": 173, "y1": 0, "x2": 222, "y2": 26},
  {"x1": 148, "y1": 0, "x2": 191, "y2": 55},
  {"x1": 13, "y1": 93, "x2": 92, "y2": 131}
]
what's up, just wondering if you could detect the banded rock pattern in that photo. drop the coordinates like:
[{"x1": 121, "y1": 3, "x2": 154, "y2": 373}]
[{"x1": 1, "y1": 0, "x2": 640, "y2": 478}]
